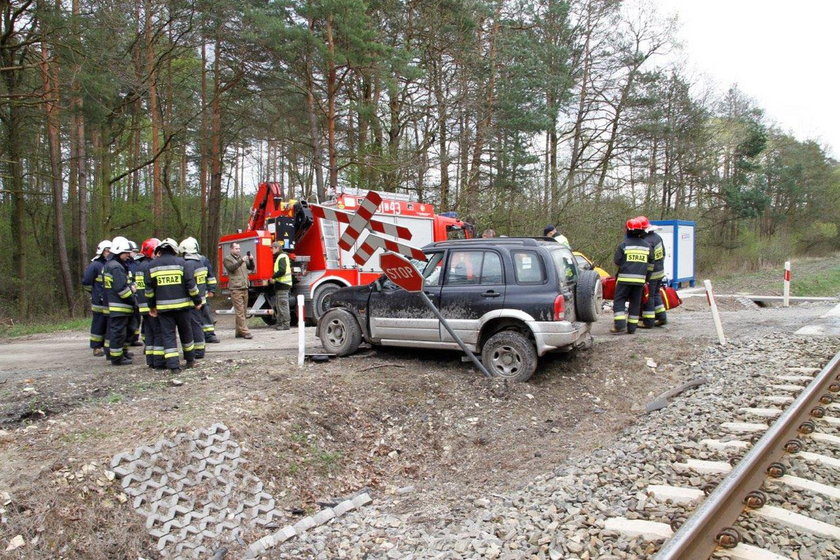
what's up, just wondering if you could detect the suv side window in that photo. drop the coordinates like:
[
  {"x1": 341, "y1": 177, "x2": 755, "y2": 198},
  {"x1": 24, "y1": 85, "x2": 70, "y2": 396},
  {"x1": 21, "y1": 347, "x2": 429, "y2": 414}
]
[
  {"x1": 445, "y1": 250, "x2": 503, "y2": 286},
  {"x1": 513, "y1": 251, "x2": 546, "y2": 284},
  {"x1": 550, "y1": 248, "x2": 579, "y2": 284}
]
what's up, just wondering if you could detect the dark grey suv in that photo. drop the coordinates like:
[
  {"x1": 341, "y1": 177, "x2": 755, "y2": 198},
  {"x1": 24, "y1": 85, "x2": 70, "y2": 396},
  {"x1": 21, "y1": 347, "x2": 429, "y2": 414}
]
[{"x1": 316, "y1": 238, "x2": 603, "y2": 381}]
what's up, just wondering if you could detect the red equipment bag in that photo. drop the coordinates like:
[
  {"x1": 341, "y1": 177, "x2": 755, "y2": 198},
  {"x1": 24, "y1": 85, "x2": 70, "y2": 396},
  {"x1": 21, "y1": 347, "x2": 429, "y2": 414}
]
[
  {"x1": 658, "y1": 285, "x2": 682, "y2": 310},
  {"x1": 602, "y1": 276, "x2": 616, "y2": 300}
]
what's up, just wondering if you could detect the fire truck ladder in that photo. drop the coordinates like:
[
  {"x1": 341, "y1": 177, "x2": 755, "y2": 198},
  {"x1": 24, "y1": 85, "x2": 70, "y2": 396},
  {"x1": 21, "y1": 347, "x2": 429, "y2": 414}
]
[{"x1": 321, "y1": 219, "x2": 341, "y2": 269}]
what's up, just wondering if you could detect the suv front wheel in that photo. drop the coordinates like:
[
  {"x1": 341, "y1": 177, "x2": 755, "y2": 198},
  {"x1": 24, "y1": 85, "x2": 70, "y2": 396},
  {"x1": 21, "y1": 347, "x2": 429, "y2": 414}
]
[
  {"x1": 320, "y1": 308, "x2": 362, "y2": 356},
  {"x1": 481, "y1": 330, "x2": 538, "y2": 382}
]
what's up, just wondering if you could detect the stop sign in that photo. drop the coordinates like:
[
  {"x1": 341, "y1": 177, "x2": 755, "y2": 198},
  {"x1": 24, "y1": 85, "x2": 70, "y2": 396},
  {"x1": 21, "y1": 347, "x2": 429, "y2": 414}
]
[{"x1": 380, "y1": 252, "x2": 424, "y2": 292}]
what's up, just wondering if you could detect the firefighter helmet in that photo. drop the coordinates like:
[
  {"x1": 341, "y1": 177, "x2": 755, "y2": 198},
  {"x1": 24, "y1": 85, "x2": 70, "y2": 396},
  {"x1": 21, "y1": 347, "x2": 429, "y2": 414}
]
[
  {"x1": 636, "y1": 216, "x2": 651, "y2": 231},
  {"x1": 157, "y1": 238, "x2": 180, "y2": 254},
  {"x1": 178, "y1": 237, "x2": 200, "y2": 255},
  {"x1": 94, "y1": 239, "x2": 111, "y2": 258},
  {"x1": 111, "y1": 239, "x2": 133, "y2": 255},
  {"x1": 141, "y1": 238, "x2": 160, "y2": 259},
  {"x1": 625, "y1": 217, "x2": 644, "y2": 232},
  {"x1": 127, "y1": 240, "x2": 138, "y2": 252}
]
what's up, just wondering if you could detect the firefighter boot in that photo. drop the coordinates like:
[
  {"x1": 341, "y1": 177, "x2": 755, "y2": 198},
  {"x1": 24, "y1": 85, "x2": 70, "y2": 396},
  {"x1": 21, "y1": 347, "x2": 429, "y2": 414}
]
[{"x1": 111, "y1": 356, "x2": 133, "y2": 366}]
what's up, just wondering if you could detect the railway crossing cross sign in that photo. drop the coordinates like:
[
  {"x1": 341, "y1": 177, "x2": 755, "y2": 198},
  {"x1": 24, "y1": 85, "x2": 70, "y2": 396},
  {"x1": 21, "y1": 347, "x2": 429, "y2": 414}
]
[{"x1": 310, "y1": 190, "x2": 427, "y2": 265}]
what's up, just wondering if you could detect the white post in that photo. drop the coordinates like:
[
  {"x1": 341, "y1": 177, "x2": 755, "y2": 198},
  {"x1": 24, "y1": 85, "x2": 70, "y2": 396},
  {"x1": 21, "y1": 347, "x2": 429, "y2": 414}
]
[
  {"x1": 783, "y1": 261, "x2": 791, "y2": 308},
  {"x1": 704, "y1": 279, "x2": 726, "y2": 345},
  {"x1": 297, "y1": 295, "x2": 305, "y2": 367}
]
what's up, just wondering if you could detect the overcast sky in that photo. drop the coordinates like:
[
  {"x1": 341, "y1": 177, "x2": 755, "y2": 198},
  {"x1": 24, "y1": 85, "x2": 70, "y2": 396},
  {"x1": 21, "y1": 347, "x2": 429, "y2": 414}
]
[{"x1": 649, "y1": 0, "x2": 839, "y2": 158}]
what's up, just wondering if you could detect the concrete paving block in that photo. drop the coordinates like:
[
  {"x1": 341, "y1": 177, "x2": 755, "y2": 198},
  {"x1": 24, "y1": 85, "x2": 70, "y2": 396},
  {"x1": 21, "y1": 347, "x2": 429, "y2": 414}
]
[{"x1": 273, "y1": 525, "x2": 297, "y2": 543}]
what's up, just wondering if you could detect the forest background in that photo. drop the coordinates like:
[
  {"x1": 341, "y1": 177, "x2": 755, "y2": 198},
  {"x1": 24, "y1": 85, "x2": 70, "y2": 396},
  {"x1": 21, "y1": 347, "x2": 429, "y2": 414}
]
[{"x1": 1, "y1": 0, "x2": 838, "y2": 319}]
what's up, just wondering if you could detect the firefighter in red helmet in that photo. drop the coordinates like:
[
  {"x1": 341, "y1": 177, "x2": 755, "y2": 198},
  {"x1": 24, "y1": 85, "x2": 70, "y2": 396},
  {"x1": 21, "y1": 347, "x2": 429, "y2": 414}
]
[{"x1": 611, "y1": 217, "x2": 654, "y2": 334}]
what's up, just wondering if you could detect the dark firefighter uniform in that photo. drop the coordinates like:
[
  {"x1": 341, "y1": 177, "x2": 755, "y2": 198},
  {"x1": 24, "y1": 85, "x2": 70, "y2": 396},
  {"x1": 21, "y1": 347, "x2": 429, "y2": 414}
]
[
  {"x1": 200, "y1": 254, "x2": 219, "y2": 343},
  {"x1": 642, "y1": 227, "x2": 667, "y2": 327},
  {"x1": 82, "y1": 253, "x2": 109, "y2": 354},
  {"x1": 183, "y1": 254, "x2": 209, "y2": 359},
  {"x1": 146, "y1": 244, "x2": 202, "y2": 373},
  {"x1": 103, "y1": 255, "x2": 136, "y2": 364},
  {"x1": 134, "y1": 255, "x2": 164, "y2": 368},
  {"x1": 271, "y1": 243, "x2": 292, "y2": 330},
  {"x1": 125, "y1": 255, "x2": 142, "y2": 345},
  {"x1": 612, "y1": 226, "x2": 653, "y2": 334}
]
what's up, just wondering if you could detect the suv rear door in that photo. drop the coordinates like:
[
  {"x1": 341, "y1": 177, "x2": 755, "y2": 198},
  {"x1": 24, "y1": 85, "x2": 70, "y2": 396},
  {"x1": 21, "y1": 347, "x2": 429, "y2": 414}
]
[{"x1": 438, "y1": 248, "x2": 506, "y2": 346}]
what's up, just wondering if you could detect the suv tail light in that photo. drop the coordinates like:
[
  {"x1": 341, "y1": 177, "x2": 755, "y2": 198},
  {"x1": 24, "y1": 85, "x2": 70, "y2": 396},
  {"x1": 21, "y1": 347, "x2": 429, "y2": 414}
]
[{"x1": 553, "y1": 294, "x2": 565, "y2": 320}]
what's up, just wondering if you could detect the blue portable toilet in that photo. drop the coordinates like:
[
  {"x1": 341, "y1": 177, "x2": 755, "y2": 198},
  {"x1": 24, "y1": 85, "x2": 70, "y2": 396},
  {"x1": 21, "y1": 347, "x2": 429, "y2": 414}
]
[{"x1": 650, "y1": 220, "x2": 696, "y2": 288}]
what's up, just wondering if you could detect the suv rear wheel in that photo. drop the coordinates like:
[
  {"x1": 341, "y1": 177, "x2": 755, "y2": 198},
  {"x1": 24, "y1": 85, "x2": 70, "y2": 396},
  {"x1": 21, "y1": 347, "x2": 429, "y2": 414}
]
[
  {"x1": 320, "y1": 308, "x2": 362, "y2": 356},
  {"x1": 481, "y1": 330, "x2": 538, "y2": 382}
]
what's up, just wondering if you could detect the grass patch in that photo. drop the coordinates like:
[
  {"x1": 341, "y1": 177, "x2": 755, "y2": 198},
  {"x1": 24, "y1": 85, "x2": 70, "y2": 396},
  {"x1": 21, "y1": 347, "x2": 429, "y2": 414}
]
[
  {"x1": 0, "y1": 316, "x2": 89, "y2": 338},
  {"x1": 106, "y1": 393, "x2": 125, "y2": 404},
  {"x1": 792, "y1": 266, "x2": 840, "y2": 297}
]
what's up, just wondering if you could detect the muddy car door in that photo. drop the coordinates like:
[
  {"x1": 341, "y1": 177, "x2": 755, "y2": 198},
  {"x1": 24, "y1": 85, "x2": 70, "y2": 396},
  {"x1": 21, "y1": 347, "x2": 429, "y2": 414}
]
[
  {"x1": 368, "y1": 252, "x2": 444, "y2": 343},
  {"x1": 438, "y1": 249, "x2": 506, "y2": 346}
]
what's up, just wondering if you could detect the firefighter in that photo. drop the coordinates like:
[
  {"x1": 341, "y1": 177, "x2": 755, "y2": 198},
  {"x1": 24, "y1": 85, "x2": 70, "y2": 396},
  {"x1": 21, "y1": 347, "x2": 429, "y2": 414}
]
[
  {"x1": 270, "y1": 241, "x2": 292, "y2": 330},
  {"x1": 147, "y1": 238, "x2": 202, "y2": 374},
  {"x1": 179, "y1": 237, "x2": 209, "y2": 359},
  {"x1": 82, "y1": 239, "x2": 111, "y2": 356},
  {"x1": 135, "y1": 238, "x2": 164, "y2": 368},
  {"x1": 125, "y1": 240, "x2": 143, "y2": 346},
  {"x1": 103, "y1": 238, "x2": 137, "y2": 365},
  {"x1": 611, "y1": 218, "x2": 654, "y2": 335},
  {"x1": 99, "y1": 235, "x2": 129, "y2": 359},
  {"x1": 637, "y1": 216, "x2": 667, "y2": 328}
]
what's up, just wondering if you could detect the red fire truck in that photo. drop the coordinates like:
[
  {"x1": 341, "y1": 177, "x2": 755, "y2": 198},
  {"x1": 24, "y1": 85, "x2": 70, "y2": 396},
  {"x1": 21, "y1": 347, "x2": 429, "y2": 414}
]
[{"x1": 217, "y1": 183, "x2": 474, "y2": 324}]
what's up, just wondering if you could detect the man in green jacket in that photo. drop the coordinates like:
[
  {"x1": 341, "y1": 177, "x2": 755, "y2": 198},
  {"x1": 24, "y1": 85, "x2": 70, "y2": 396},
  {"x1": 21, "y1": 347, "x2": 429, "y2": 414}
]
[
  {"x1": 270, "y1": 241, "x2": 292, "y2": 331},
  {"x1": 223, "y1": 242, "x2": 254, "y2": 339}
]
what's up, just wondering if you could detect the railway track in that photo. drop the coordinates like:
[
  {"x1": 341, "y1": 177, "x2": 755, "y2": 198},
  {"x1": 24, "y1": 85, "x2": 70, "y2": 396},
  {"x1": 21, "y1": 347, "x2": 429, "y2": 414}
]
[{"x1": 607, "y1": 349, "x2": 840, "y2": 560}]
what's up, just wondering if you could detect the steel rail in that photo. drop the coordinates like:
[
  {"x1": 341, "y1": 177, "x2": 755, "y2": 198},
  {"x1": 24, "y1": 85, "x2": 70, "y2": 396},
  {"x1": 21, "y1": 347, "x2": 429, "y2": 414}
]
[{"x1": 655, "y1": 349, "x2": 840, "y2": 560}]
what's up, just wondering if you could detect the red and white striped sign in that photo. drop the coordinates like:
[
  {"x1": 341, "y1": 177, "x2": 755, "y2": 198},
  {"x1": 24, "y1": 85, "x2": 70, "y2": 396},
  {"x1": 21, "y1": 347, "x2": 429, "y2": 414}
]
[
  {"x1": 311, "y1": 190, "x2": 426, "y2": 265},
  {"x1": 353, "y1": 234, "x2": 426, "y2": 265}
]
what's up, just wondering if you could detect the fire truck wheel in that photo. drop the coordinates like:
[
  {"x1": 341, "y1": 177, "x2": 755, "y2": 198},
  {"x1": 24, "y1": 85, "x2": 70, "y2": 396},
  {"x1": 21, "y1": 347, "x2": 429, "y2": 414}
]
[
  {"x1": 319, "y1": 308, "x2": 362, "y2": 356},
  {"x1": 313, "y1": 284, "x2": 341, "y2": 322}
]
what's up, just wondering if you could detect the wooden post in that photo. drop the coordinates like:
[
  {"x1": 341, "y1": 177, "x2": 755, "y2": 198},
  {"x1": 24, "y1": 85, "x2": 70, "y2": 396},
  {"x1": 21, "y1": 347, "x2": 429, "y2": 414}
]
[
  {"x1": 783, "y1": 261, "x2": 791, "y2": 308},
  {"x1": 704, "y1": 279, "x2": 726, "y2": 345}
]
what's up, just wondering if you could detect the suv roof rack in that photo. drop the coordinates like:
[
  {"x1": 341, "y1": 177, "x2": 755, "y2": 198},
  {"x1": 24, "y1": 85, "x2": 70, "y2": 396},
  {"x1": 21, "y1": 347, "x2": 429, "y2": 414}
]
[{"x1": 428, "y1": 237, "x2": 552, "y2": 248}]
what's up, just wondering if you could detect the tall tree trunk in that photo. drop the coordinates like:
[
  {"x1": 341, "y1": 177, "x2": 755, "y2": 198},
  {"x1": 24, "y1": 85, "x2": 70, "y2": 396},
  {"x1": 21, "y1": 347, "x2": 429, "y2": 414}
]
[
  {"x1": 431, "y1": 55, "x2": 450, "y2": 209},
  {"x1": 145, "y1": 0, "x2": 163, "y2": 233},
  {"x1": 325, "y1": 14, "x2": 338, "y2": 192},
  {"x1": 39, "y1": 25, "x2": 75, "y2": 311},
  {"x1": 465, "y1": 3, "x2": 502, "y2": 220},
  {"x1": 207, "y1": 33, "x2": 223, "y2": 271},
  {"x1": 199, "y1": 41, "x2": 209, "y2": 247},
  {"x1": 306, "y1": 13, "x2": 325, "y2": 199}
]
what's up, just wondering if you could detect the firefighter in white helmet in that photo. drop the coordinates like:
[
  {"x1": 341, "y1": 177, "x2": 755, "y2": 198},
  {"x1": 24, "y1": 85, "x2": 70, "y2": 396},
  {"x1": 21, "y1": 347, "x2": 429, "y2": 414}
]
[
  {"x1": 102, "y1": 238, "x2": 137, "y2": 365},
  {"x1": 179, "y1": 237, "x2": 209, "y2": 359}
]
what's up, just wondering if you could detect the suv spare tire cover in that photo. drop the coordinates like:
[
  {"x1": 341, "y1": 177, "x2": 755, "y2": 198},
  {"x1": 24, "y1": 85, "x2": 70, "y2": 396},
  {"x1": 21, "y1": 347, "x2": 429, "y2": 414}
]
[{"x1": 575, "y1": 269, "x2": 603, "y2": 323}]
